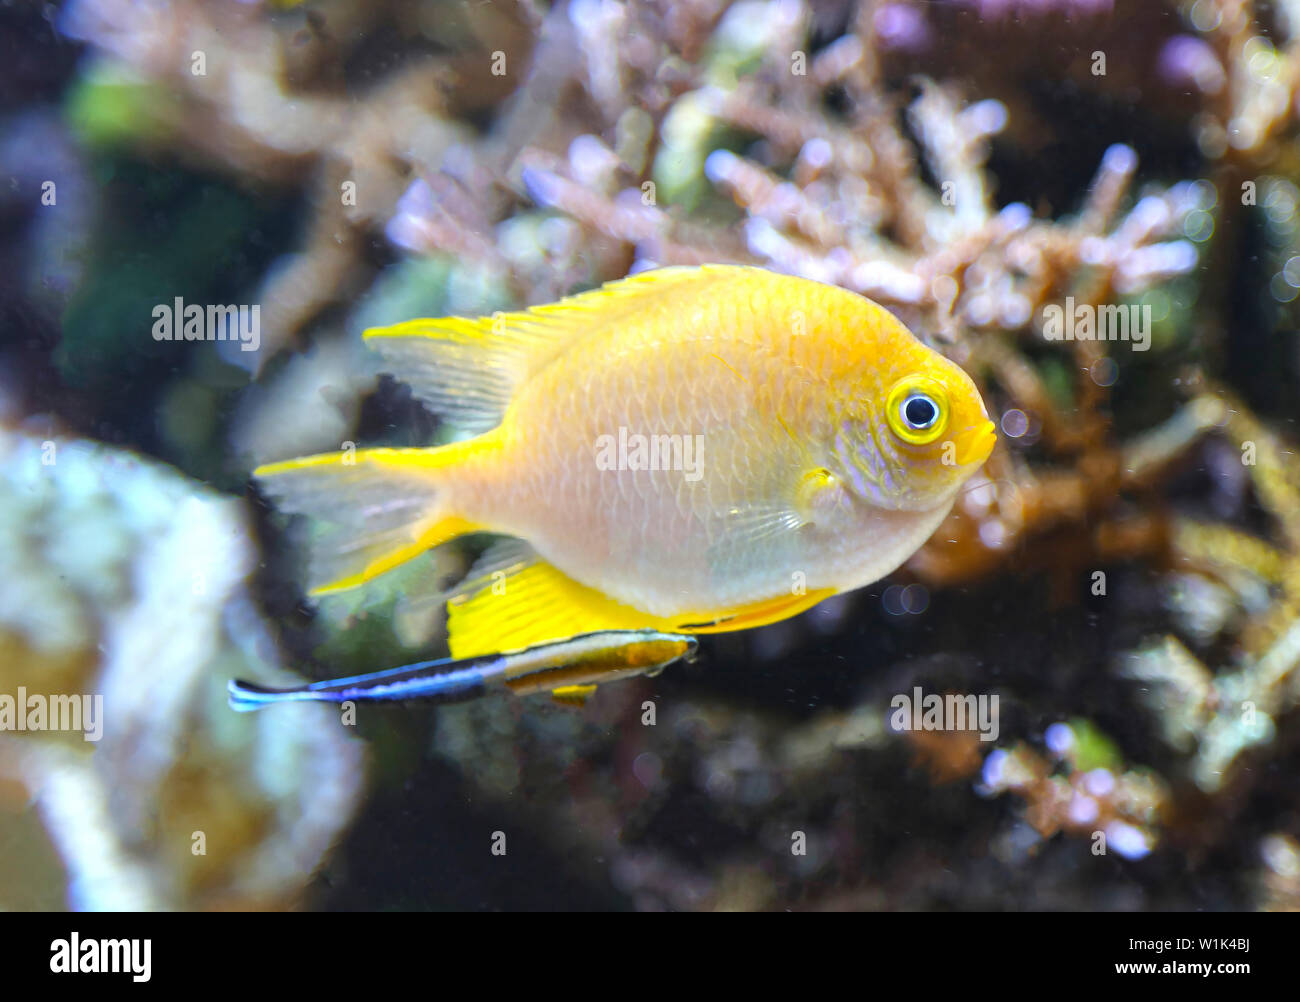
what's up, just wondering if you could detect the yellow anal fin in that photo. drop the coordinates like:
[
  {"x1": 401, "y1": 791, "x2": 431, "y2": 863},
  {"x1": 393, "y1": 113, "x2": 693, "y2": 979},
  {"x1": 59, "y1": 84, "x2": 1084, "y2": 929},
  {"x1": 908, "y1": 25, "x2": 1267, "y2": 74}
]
[
  {"x1": 447, "y1": 558, "x2": 658, "y2": 659},
  {"x1": 448, "y1": 547, "x2": 839, "y2": 660}
]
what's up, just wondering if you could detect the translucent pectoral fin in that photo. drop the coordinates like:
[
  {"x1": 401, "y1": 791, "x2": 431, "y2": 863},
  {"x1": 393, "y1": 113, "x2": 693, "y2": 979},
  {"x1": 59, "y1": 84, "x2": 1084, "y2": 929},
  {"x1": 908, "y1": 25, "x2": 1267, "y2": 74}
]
[
  {"x1": 692, "y1": 469, "x2": 843, "y2": 630},
  {"x1": 703, "y1": 467, "x2": 844, "y2": 579}
]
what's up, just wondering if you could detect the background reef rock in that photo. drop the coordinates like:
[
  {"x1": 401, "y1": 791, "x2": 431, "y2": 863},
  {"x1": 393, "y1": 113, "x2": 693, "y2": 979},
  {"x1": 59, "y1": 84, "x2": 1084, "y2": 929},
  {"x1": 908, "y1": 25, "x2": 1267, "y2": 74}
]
[{"x1": 0, "y1": 428, "x2": 363, "y2": 910}]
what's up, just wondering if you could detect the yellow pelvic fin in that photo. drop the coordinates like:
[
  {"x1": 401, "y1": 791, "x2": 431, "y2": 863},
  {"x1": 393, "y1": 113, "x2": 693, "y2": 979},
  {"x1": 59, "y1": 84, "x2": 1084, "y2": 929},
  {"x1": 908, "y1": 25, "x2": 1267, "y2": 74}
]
[
  {"x1": 672, "y1": 588, "x2": 836, "y2": 632},
  {"x1": 253, "y1": 440, "x2": 489, "y2": 596},
  {"x1": 362, "y1": 266, "x2": 753, "y2": 433}
]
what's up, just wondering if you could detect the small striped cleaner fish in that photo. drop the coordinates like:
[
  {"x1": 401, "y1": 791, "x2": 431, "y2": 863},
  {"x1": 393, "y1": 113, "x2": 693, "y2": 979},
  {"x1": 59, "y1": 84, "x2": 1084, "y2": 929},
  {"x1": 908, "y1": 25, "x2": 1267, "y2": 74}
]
[{"x1": 228, "y1": 630, "x2": 697, "y2": 711}]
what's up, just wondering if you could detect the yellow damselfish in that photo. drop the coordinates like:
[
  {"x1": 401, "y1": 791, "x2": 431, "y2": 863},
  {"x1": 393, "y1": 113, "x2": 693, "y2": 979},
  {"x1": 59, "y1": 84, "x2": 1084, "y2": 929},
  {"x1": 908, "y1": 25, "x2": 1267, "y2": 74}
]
[{"x1": 255, "y1": 264, "x2": 996, "y2": 659}]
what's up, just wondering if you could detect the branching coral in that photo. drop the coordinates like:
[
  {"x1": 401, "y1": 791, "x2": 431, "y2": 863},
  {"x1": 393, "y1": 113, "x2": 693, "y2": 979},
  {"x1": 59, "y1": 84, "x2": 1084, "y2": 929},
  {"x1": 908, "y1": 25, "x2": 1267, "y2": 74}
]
[{"x1": 1123, "y1": 391, "x2": 1300, "y2": 794}]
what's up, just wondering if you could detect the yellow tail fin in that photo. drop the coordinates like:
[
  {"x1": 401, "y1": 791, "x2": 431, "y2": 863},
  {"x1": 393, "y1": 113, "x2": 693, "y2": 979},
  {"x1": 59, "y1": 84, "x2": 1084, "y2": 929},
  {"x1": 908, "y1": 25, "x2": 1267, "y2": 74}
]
[{"x1": 254, "y1": 441, "x2": 485, "y2": 595}]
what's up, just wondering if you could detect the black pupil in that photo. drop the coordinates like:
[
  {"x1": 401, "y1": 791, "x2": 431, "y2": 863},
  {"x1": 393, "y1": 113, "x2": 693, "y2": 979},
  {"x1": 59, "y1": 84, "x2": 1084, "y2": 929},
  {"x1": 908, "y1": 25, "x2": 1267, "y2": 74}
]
[{"x1": 904, "y1": 395, "x2": 937, "y2": 428}]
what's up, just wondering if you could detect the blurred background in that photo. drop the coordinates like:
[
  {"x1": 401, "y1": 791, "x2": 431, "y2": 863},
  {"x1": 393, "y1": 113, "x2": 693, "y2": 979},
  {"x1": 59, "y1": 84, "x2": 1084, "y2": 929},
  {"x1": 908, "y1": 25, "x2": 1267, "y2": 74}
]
[{"x1": 2, "y1": 0, "x2": 1300, "y2": 910}]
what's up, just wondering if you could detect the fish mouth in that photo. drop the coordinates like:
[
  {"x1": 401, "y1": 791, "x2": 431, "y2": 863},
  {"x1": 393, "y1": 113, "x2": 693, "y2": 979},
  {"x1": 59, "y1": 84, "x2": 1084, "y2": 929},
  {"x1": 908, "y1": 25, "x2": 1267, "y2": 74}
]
[{"x1": 951, "y1": 420, "x2": 997, "y2": 467}]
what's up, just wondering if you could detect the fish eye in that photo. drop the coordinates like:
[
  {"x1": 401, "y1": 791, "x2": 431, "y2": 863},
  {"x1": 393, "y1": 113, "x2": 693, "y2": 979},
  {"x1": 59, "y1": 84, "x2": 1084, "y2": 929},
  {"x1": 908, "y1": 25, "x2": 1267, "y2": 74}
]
[
  {"x1": 903, "y1": 394, "x2": 939, "y2": 430},
  {"x1": 885, "y1": 377, "x2": 950, "y2": 445}
]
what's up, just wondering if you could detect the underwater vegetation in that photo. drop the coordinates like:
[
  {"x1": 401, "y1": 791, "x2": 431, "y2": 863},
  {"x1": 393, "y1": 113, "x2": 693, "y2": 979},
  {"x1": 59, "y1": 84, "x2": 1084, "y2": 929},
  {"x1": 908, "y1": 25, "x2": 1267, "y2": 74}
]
[{"x1": 2, "y1": 0, "x2": 1300, "y2": 910}]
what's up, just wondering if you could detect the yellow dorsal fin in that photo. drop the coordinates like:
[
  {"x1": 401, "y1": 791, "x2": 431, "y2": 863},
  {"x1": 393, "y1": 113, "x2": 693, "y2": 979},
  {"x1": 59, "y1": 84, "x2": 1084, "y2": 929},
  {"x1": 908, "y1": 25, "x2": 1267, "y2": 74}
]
[{"x1": 363, "y1": 266, "x2": 751, "y2": 433}]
